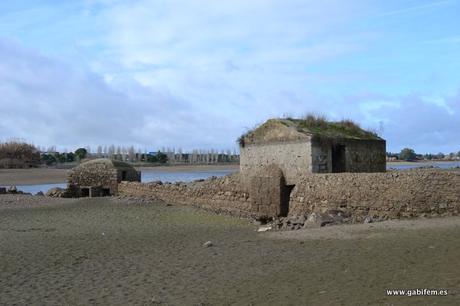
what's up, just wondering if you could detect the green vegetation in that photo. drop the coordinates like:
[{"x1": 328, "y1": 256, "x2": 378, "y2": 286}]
[
  {"x1": 238, "y1": 114, "x2": 380, "y2": 146},
  {"x1": 74, "y1": 148, "x2": 88, "y2": 160},
  {"x1": 145, "y1": 151, "x2": 168, "y2": 164},
  {"x1": 399, "y1": 148, "x2": 417, "y2": 161},
  {"x1": 41, "y1": 152, "x2": 75, "y2": 165},
  {"x1": 293, "y1": 114, "x2": 380, "y2": 139}
]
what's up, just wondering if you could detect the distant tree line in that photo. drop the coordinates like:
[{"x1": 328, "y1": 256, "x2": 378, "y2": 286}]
[
  {"x1": 1, "y1": 141, "x2": 240, "y2": 167},
  {"x1": 387, "y1": 148, "x2": 460, "y2": 162}
]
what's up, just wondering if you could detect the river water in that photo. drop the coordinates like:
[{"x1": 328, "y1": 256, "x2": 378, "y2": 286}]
[{"x1": 2, "y1": 162, "x2": 459, "y2": 194}]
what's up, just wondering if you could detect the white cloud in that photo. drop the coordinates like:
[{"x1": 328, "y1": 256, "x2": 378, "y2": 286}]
[
  {"x1": 0, "y1": 39, "x2": 239, "y2": 151},
  {"x1": 1, "y1": 1, "x2": 459, "y2": 154}
]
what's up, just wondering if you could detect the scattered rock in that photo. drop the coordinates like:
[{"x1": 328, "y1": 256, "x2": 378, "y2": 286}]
[
  {"x1": 257, "y1": 225, "x2": 272, "y2": 232},
  {"x1": 203, "y1": 241, "x2": 213, "y2": 247},
  {"x1": 364, "y1": 216, "x2": 373, "y2": 224},
  {"x1": 8, "y1": 186, "x2": 17, "y2": 193},
  {"x1": 255, "y1": 215, "x2": 272, "y2": 225},
  {"x1": 304, "y1": 212, "x2": 334, "y2": 228},
  {"x1": 45, "y1": 187, "x2": 68, "y2": 198},
  {"x1": 35, "y1": 191, "x2": 44, "y2": 196}
]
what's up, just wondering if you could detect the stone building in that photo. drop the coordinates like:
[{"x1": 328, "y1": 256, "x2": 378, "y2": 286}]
[
  {"x1": 239, "y1": 118, "x2": 386, "y2": 185},
  {"x1": 67, "y1": 158, "x2": 140, "y2": 197}
]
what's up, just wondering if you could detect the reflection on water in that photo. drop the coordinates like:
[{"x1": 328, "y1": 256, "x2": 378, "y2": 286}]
[
  {"x1": 1, "y1": 169, "x2": 237, "y2": 194},
  {"x1": 141, "y1": 169, "x2": 236, "y2": 183}
]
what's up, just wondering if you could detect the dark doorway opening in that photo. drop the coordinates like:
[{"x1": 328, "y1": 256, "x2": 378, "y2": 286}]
[
  {"x1": 121, "y1": 171, "x2": 127, "y2": 180},
  {"x1": 280, "y1": 184, "x2": 295, "y2": 217},
  {"x1": 81, "y1": 188, "x2": 90, "y2": 197},
  {"x1": 102, "y1": 188, "x2": 111, "y2": 197},
  {"x1": 332, "y1": 145, "x2": 346, "y2": 172}
]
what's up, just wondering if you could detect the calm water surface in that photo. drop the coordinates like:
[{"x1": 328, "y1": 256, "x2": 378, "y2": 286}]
[
  {"x1": 1, "y1": 169, "x2": 237, "y2": 194},
  {"x1": 387, "y1": 161, "x2": 460, "y2": 170},
  {"x1": 2, "y1": 162, "x2": 459, "y2": 194}
]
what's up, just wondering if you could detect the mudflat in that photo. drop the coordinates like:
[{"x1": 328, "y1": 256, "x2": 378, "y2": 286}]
[
  {"x1": 1, "y1": 195, "x2": 459, "y2": 305},
  {"x1": 0, "y1": 164, "x2": 239, "y2": 185},
  {"x1": 0, "y1": 168, "x2": 69, "y2": 185}
]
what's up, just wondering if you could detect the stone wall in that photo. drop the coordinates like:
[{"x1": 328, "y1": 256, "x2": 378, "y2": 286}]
[
  {"x1": 310, "y1": 138, "x2": 386, "y2": 173},
  {"x1": 118, "y1": 173, "x2": 252, "y2": 216},
  {"x1": 240, "y1": 140, "x2": 312, "y2": 185},
  {"x1": 118, "y1": 169, "x2": 460, "y2": 222},
  {"x1": 340, "y1": 139, "x2": 386, "y2": 172},
  {"x1": 68, "y1": 168, "x2": 118, "y2": 196},
  {"x1": 240, "y1": 138, "x2": 385, "y2": 187},
  {"x1": 249, "y1": 165, "x2": 288, "y2": 216},
  {"x1": 289, "y1": 170, "x2": 460, "y2": 220}
]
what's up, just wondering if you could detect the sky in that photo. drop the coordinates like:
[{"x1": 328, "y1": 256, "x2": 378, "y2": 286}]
[{"x1": 0, "y1": 0, "x2": 459, "y2": 153}]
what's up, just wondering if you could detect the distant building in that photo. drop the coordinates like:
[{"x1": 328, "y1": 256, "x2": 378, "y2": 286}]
[
  {"x1": 239, "y1": 118, "x2": 386, "y2": 185},
  {"x1": 67, "y1": 158, "x2": 140, "y2": 197}
]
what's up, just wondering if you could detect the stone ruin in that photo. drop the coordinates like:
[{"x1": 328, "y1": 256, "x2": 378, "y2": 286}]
[
  {"x1": 239, "y1": 118, "x2": 386, "y2": 185},
  {"x1": 67, "y1": 158, "x2": 140, "y2": 197}
]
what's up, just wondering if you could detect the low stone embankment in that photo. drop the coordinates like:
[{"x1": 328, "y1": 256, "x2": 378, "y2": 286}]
[
  {"x1": 289, "y1": 170, "x2": 460, "y2": 221},
  {"x1": 118, "y1": 169, "x2": 460, "y2": 227},
  {"x1": 118, "y1": 173, "x2": 252, "y2": 217}
]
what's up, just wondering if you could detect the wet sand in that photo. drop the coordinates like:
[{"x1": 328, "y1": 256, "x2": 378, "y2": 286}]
[
  {"x1": 0, "y1": 168, "x2": 69, "y2": 185},
  {"x1": 1, "y1": 195, "x2": 459, "y2": 305},
  {"x1": 0, "y1": 165, "x2": 239, "y2": 185}
]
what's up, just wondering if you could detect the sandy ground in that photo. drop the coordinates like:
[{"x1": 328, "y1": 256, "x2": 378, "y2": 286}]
[
  {"x1": 1, "y1": 195, "x2": 459, "y2": 305},
  {"x1": 0, "y1": 165, "x2": 239, "y2": 185},
  {"x1": 0, "y1": 168, "x2": 69, "y2": 185}
]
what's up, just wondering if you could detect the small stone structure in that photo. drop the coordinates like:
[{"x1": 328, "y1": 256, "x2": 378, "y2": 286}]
[
  {"x1": 67, "y1": 158, "x2": 140, "y2": 197},
  {"x1": 239, "y1": 118, "x2": 386, "y2": 185}
]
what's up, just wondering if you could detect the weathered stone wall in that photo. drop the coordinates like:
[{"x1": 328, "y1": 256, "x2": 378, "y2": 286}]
[
  {"x1": 68, "y1": 167, "x2": 118, "y2": 195},
  {"x1": 240, "y1": 138, "x2": 385, "y2": 186},
  {"x1": 68, "y1": 167, "x2": 117, "y2": 188},
  {"x1": 310, "y1": 140, "x2": 332, "y2": 173},
  {"x1": 118, "y1": 173, "x2": 252, "y2": 216},
  {"x1": 340, "y1": 139, "x2": 386, "y2": 172},
  {"x1": 118, "y1": 169, "x2": 460, "y2": 222},
  {"x1": 289, "y1": 170, "x2": 460, "y2": 220},
  {"x1": 240, "y1": 140, "x2": 312, "y2": 185},
  {"x1": 68, "y1": 159, "x2": 141, "y2": 196},
  {"x1": 249, "y1": 165, "x2": 288, "y2": 216},
  {"x1": 310, "y1": 138, "x2": 386, "y2": 173}
]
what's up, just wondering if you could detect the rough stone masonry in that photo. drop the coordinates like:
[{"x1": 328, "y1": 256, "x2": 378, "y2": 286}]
[{"x1": 118, "y1": 168, "x2": 460, "y2": 222}]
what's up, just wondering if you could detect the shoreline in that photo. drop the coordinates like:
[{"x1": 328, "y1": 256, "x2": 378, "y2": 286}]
[
  {"x1": 387, "y1": 160, "x2": 459, "y2": 165},
  {"x1": 0, "y1": 164, "x2": 240, "y2": 185},
  {"x1": 1, "y1": 161, "x2": 459, "y2": 186}
]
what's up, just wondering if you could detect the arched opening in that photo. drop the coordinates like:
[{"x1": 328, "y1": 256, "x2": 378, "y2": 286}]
[{"x1": 280, "y1": 184, "x2": 295, "y2": 217}]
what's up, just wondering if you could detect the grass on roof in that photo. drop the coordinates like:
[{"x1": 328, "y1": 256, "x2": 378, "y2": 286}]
[
  {"x1": 237, "y1": 114, "x2": 380, "y2": 146},
  {"x1": 291, "y1": 114, "x2": 380, "y2": 140}
]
